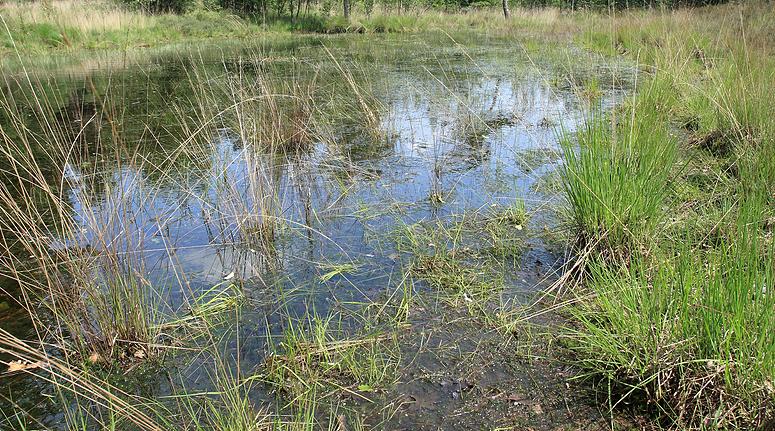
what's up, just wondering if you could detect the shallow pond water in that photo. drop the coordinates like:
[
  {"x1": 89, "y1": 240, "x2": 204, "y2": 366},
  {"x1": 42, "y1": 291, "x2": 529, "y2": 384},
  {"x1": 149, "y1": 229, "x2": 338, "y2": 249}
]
[{"x1": 0, "y1": 33, "x2": 633, "y2": 429}]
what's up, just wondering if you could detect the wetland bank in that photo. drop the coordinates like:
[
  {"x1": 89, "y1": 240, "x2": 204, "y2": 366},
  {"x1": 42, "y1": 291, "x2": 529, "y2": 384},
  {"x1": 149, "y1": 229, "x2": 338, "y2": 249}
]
[{"x1": 0, "y1": 1, "x2": 774, "y2": 430}]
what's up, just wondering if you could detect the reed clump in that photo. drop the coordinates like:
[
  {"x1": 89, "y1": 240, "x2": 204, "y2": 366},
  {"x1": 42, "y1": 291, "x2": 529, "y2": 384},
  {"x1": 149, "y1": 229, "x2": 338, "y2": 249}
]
[{"x1": 0, "y1": 74, "x2": 168, "y2": 362}]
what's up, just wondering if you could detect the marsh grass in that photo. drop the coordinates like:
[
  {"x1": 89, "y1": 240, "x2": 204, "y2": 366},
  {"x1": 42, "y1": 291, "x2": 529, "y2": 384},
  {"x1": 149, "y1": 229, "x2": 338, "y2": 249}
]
[
  {"x1": 0, "y1": 327, "x2": 164, "y2": 430},
  {"x1": 1, "y1": 1, "x2": 774, "y2": 429},
  {"x1": 0, "y1": 81, "x2": 166, "y2": 361},
  {"x1": 0, "y1": 37, "x2": 385, "y2": 366},
  {"x1": 1, "y1": 301, "x2": 274, "y2": 431},
  {"x1": 560, "y1": 2, "x2": 775, "y2": 428},
  {"x1": 560, "y1": 76, "x2": 677, "y2": 256},
  {"x1": 172, "y1": 49, "x2": 383, "y2": 251},
  {"x1": 398, "y1": 202, "x2": 530, "y2": 309},
  {"x1": 0, "y1": 32, "x2": 396, "y2": 428},
  {"x1": 1, "y1": 0, "x2": 248, "y2": 52},
  {"x1": 1, "y1": 0, "x2": 573, "y2": 55},
  {"x1": 568, "y1": 206, "x2": 774, "y2": 428},
  {"x1": 261, "y1": 312, "x2": 400, "y2": 401},
  {"x1": 1, "y1": 0, "x2": 150, "y2": 34}
]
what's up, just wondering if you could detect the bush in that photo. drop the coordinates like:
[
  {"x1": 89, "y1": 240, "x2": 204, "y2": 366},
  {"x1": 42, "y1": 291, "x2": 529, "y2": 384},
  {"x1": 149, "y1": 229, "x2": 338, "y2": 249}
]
[{"x1": 121, "y1": 0, "x2": 196, "y2": 13}]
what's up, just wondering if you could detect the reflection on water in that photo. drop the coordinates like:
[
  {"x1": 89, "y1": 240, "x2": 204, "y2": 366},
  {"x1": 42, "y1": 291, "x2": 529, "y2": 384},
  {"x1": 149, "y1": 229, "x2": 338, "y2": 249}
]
[{"x1": 0, "y1": 34, "x2": 632, "y2": 428}]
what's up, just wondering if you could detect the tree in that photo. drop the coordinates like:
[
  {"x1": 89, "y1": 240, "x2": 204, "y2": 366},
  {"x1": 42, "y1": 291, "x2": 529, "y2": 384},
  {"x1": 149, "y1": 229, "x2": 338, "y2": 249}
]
[
  {"x1": 344, "y1": 0, "x2": 351, "y2": 18},
  {"x1": 502, "y1": 0, "x2": 510, "y2": 18}
]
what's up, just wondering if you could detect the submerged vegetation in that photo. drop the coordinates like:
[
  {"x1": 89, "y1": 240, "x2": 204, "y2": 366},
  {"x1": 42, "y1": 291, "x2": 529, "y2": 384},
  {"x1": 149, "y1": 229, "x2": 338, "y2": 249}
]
[
  {"x1": 0, "y1": 0, "x2": 773, "y2": 430},
  {"x1": 261, "y1": 313, "x2": 400, "y2": 400}
]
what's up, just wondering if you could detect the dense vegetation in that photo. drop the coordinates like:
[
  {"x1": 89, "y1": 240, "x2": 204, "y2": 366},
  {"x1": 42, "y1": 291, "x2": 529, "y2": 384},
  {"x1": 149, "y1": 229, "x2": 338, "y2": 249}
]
[
  {"x1": 115, "y1": 0, "x2": 738, "y2": 24},
  {"x1": 125, "y1": 0, "x2": 732, "y2": 15},
  {"x1": 0, "y1": 0, "x2": 740, "y2": 56},
  {"x1": 561, "y1": 3, "x2": 774, "y2": 427}
]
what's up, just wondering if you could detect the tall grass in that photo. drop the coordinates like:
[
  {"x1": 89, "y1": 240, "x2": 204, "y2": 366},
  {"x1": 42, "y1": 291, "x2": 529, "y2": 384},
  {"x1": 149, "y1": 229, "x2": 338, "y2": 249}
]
[
  {"x1": 0, "y1": 0, "x2": 574, "y2": 54},
  {"x1": 0, "y1": 71, "x2": 171, "y2": 360},
  {"x1": 561, "y1": 1, "x2": 775, "y2": 428},
  {"x1": 0, "y1": 43, "x2": 383, "y2": 357},
  {"x1": 569, "y1": 199, "x2": 774, "y2": 428},
  {"x1": 560, "y1": 75, "x2": 677, "y2": 255},
  {"x1": 1, "y1": 0, "x2": 150, "y2": 33}
]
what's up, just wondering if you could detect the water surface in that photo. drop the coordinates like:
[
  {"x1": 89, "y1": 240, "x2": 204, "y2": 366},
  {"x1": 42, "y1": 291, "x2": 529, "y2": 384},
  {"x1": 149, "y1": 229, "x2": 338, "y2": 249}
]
[{"x1": 0, "y1": 33, "x2": 633, "y2": 429}]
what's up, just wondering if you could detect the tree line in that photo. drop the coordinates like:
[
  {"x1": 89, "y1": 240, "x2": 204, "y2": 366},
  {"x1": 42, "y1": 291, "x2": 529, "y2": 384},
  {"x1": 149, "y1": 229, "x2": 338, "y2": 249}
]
[{"x1": 124, "y1": 0, "x2": 731, "y2": 18}]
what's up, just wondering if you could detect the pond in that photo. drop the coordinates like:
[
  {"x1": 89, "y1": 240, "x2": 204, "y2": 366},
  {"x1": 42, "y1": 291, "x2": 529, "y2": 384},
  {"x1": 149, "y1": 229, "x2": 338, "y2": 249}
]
[{"x1": 0, "y1": 33, "x2": 632, "y2": 429}]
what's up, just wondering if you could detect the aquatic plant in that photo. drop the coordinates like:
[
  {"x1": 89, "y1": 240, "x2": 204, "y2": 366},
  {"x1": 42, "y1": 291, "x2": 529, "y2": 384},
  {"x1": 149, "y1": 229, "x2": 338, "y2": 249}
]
[{"x1": 260, "y1": 312, "x2": 400, "y2": 400}]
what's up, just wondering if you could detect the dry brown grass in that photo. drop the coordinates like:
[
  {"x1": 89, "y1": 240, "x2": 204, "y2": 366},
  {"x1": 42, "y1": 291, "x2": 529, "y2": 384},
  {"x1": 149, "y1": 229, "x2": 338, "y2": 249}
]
[{"x1": 0, "y1": 0, "x2": 149, "y2": 32}]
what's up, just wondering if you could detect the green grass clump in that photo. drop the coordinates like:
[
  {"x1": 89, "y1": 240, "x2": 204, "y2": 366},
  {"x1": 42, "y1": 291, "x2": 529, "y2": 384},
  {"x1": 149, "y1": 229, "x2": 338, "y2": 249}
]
[
  {"x1": 487, "y1": 199, "x2": 528, "y2": 227},
  {"x1": 400, "y1": 219, "x2": 502, "y2": 279},
  {"x1": 561, "y1": 77, "x2": 677, "y2": 255},
  {"x1": 483, "y1": 201, "x2": 529, "y2": 258},
  {"x1": 412, "y1": 252, "x2": 496, "y2": 295},
  {"x1": 398, "y1": 214, "x2": 526, "y2": 309},
  {"x1": 569, "y1": 201, "x2": 774, "y2": 428}
]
